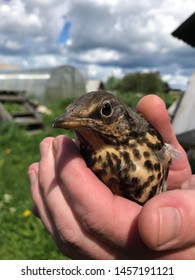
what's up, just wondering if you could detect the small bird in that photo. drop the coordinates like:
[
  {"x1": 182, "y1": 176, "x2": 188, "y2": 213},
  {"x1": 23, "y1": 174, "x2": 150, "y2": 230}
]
[{"x1": 52, "y1": 91, "x2": 172, "y2": 205}]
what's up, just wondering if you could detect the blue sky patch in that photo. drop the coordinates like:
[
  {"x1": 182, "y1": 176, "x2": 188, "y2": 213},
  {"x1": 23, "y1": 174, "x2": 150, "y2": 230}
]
[{"x1": 57, "y1": 19, "x2": 72, "y2": 45}]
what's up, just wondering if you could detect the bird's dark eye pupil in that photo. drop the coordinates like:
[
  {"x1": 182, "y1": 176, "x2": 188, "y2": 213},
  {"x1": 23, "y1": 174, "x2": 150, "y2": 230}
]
[{"x1": 101, "y1": 103, "x2": 112, "y2": 116}]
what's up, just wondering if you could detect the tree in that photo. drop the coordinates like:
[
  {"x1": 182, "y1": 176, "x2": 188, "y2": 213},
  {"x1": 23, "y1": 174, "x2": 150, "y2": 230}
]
[
  {"x1": 106, "y1": 71, "x2": 170, "y2": 94},
  {"x1": 105, "y1": 75, "x2": 120, "y2": 91}
]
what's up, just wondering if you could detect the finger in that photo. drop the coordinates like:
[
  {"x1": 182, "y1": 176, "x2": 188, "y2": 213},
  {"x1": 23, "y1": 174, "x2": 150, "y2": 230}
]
[
  {"x1": 139, "y1": 189, "x2": 195, "y2": 251},
  {"x1": 29, "y1": 139, "x2": 71, "y2": 241},
  {"x1": 28, "y1": 163, "x2": 40, "y2": 217},
  {"x1": 53, "y1": 135, "x2": 143, "y2": 250},
  {"x1": 136, "y1": 94, "x2": 191, "y2": 188},
  {"x1": 39, "y1": 137, "x2": 129, "y2": 259},
  {"x1": 136, "y1": 94, "x2": 178, "y2": 145},
  {"x1": 28, "y1": 159, "x2": 87, "y2": 259},
  {"x1": 28, "y1": 161, "x2": 56, "y2": 235},
  {"x1": 182, "y1": 174, "x2": 195, "y2": 190}
]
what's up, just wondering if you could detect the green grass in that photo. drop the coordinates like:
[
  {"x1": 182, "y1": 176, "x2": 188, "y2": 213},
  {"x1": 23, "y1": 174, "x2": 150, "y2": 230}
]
[
  {"x1": 0, "y1": 92, "x2": 183, "y2": 259},
  {"x1": 3, "y1": 102, "x2": 28, "y2": 113},
  {"x1": 0, "y1": 99, "x2": 72, "y2": 260}
]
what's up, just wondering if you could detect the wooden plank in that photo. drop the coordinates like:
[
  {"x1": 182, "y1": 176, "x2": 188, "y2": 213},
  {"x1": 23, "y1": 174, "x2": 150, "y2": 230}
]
[
  {"x1": 11, "y1": 112, "x2": 34, "y2": 118},
  {"x1": 0, "y1": 95, "x2": 25, "y2": 102},
  {"x1": 0, "y1": 102, "x2": 13, "y2": 121},
  {"x1": 0, "y1": 90, "x2": 44, "y2": 130},
  {"x1": 14, "y1": 117, "x2": 43, "y2": 126}
]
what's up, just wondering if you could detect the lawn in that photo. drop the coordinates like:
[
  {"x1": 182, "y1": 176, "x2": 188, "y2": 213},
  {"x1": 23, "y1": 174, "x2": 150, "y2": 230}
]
[
  {"x1": 0, "y1": 92, "x2": 189, "y2": 259},
  {"x1": 0, "y1": 99, "x2": 73, "y2": 260}
]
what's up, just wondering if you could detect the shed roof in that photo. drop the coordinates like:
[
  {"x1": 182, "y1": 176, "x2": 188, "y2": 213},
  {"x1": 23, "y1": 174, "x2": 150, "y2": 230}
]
[
  {"x1": 85, "y1": 80, "x2": 105, "y2": 93},
  {"x1": 0, "y1": 65, "x2": 86, "y2": 103},
  {"x1": 171, "y1": 72, "x2": 195, "y2": 149},
  {"x1": 172, "y1": 12, "x2": 195, "y2": 48},
  {"x1": 171, "y1": 12, "x2": 195, "y2": 149}
]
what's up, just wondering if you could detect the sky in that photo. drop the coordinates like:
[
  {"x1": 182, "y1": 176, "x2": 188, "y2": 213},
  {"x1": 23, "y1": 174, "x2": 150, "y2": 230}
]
[{"x1": 0, "y1": 0, "x2": 195, "y2": 90}]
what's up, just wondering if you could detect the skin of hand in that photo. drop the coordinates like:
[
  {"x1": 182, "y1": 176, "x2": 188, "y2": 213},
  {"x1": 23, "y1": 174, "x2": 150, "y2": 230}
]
[{"x1": 28, "y1": 94, "x2": 195, "y2": 259}]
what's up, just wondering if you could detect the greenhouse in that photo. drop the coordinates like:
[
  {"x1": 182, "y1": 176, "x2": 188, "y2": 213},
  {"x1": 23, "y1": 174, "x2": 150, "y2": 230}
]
[{"x1": 0, "y1": 65, "x2": 86, "y2": 103}]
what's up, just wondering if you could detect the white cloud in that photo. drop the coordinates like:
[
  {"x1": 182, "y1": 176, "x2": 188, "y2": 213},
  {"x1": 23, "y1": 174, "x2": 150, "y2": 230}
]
[
  {"x1": 162, "y1": 73, "x2": 189, "y2": 90},
  {"x1": 85, "y1": 64, "x2": 124, "y2": 81},
  {"x1": 0, "y1": 0, "x2": 42, "y2": 36},
  {"x1": 5, "y1": 40, "x2": 23, "y2": 50},
  {"x1": 0, "y1": 0, "x2": 195, "y2": 89},
  {"x1": 78, "y1": 49, "x2": 122, "y2": 63}
]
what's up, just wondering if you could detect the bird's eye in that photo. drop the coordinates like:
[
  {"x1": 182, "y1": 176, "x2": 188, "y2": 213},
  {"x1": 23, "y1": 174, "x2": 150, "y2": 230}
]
[{"x1": 100, "y1": 102, "x2": 113, "y2": 117}]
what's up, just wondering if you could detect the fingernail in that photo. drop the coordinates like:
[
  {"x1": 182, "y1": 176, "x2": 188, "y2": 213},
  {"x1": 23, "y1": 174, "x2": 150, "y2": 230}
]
[
  {"x1": 158, "y1": 207, "x2": 181, "y2": 248},
  {"x1": 52, "y1": 139, "x2": 58, "y2": 155},
  {"x1": 40, "y1": 138, "x2": 52, "y2": 157}
]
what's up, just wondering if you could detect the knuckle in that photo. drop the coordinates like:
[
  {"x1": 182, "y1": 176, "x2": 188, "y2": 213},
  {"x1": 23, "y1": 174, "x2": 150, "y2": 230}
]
[{"x1": 57, "y1": 223, "x2": 81, "y2": 247}]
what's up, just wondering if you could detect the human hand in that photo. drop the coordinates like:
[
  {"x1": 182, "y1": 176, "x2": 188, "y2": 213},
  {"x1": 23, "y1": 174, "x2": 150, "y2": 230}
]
[{"x1": 28, "y1": 94, "x2": 195, "y2": 259}]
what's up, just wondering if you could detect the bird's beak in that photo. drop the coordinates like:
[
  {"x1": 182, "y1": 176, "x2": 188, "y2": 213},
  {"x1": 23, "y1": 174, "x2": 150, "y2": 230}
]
[
  {"x1": 52, "y1": 113, "x2": 72, "y2": 129},
  {"x1": 52, "y1": 113, "x2": 84, "y2": 130}
]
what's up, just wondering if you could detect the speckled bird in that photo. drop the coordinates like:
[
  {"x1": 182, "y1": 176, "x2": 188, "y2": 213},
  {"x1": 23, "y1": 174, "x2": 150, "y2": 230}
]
[{"x1": 52, "y1": 91, "x2": 172, "y2": 205}]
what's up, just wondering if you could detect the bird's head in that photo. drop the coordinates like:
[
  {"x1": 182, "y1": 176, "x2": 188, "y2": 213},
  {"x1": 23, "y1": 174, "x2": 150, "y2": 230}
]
[{"x1": 52, "y1": 91, "x2": 142, "y2": 147}]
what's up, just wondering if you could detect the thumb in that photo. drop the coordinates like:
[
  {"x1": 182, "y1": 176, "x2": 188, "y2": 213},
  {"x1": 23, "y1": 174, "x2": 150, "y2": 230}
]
[{"x1": 138, "y1": 190, "x2": 195, "y2": 251}]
